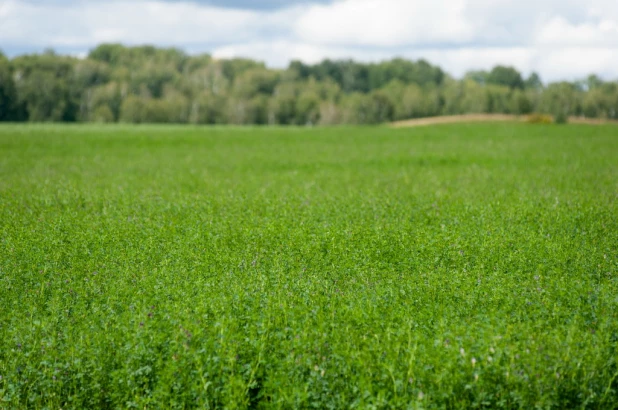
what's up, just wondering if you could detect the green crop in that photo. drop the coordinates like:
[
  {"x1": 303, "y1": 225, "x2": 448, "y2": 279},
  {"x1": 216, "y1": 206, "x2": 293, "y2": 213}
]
[{"x1": 1, "y1": 123, "x2": 617, "y2": 409}]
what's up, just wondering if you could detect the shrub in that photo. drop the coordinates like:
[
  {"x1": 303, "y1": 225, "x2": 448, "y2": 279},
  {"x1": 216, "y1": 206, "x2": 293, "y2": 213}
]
[
  {"x1": 526, "y1": 113, "x2": 553, "y2": 124},
  {"x1": 554, "y1": 111, "x2": 569, "y2": 124},
  {"x1": 91, "y1": 105, "x2": 114, "y2": 123}
]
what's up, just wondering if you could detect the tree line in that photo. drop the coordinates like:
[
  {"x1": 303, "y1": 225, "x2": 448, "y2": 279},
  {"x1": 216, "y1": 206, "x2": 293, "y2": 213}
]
[{"x1": 1, "y1": 44, "x2": 617, "y2": 124}]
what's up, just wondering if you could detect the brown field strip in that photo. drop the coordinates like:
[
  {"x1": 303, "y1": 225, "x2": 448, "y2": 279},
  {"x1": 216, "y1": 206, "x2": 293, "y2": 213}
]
[{"x1": 390, "y1": 114, "x2": 618, "y2": 127}]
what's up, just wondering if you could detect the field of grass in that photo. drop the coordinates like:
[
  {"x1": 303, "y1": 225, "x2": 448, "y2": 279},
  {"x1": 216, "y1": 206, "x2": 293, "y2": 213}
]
[{"x1": 1, "y1": 123, "x2": 617, "y2": 409}]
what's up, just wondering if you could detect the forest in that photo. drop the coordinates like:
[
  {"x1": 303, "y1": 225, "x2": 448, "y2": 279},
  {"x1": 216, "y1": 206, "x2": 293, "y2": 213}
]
[{"x1": 0, "y1": 43, "x2": 616, "y2": 124}]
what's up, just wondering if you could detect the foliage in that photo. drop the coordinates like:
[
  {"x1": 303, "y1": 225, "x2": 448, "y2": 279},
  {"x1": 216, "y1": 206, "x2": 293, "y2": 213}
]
[
  {"x1": 486, "y1": 65, "x2": 525, "y2": 89},
  {"x1": 554, "y1": 111, "x2": 569, "y2": 124},
  {"x1": 525, "y1": 72, "x2": 543, "y2": 91},
  {"x1": 1, "y1": 124, "x2": 617, "y2": 408},
  {"x1": 1, "y1": 44, "x2": 618, "y2": 123},
  {"x1": 526, "y1": 113, "x2": 553, "y2": 124},
  {"x1": 0, "y1": 54, "x2": 20, "y2": 121}
]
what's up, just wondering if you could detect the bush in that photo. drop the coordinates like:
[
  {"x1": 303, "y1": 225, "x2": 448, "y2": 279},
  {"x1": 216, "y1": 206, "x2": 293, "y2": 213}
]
[
  {"x1": 554, "y1": 111, "x2": 569, "y2": 124},
  {"x1": 526, "y1": 113, "x2": 553, "y2": 124},
  {"x1": 91, "y1": 105, "x2": 115, "y2": 123}
]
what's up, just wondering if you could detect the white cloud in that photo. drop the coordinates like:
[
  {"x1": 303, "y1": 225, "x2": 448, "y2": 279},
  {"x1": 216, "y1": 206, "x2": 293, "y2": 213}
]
[
  {"x1": 1, "y1": 0, "x2": 617, "y2": 81},
  {"x1": 534, "y1": 48, "x2": 618, "y2": 80},
  {"x1": 294, "y1": 0, "x2": 618, "y2": 48},
  {"x1": 536, "y1": 16, "x2": 618, "y2": 47},
  {"x1": 0, "y1": 0, "x2": 300, "y2": 47},
  {"x1": 213, "y1": 40, "x2": 339, "y2": 66},
  {"x1": 295, "y1": 0, "x2": 475, "y2": 47}
]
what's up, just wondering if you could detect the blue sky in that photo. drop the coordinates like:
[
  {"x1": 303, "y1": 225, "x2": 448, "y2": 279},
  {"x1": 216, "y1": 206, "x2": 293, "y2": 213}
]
[{"x1": 1, "y1": 0, "x2": 617, "y2": 81}]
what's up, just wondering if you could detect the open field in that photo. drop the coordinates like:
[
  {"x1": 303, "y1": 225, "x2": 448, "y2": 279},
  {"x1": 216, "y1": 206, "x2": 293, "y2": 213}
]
[
  {"x1": 1, "y1": 124, "x2": 617, "y2": 408},
  {"x1": 391, "y1": 114, "x2": 618, "y2": 128}
]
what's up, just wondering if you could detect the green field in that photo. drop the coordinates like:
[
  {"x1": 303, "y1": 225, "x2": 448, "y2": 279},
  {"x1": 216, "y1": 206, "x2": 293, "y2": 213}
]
[{"x1": 1, "y1": 124, "x2": 617, "y2": 408}]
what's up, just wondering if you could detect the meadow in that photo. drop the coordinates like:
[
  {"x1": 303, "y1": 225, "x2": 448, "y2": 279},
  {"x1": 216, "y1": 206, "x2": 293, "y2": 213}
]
[{"x1": 0, "y1": 123, "x2": 617, "y2": 409}]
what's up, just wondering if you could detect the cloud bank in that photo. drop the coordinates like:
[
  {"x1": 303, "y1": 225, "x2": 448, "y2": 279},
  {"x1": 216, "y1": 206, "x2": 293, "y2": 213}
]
[{"x1": 1, "y1": 0, "x2": 617, "y2": 81}]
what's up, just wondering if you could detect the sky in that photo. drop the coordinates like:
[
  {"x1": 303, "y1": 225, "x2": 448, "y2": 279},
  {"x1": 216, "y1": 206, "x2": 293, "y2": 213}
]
[{"x1": 1, "y1": 0, "x2": 617, "y2": 82}]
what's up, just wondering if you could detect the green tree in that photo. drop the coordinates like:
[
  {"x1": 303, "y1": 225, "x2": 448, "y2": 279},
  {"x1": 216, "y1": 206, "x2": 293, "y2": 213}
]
[
  {"x1": 486, "y1": 85, "x2": 513, "y2": 113},
  {"x1": 3, "y1": 43, "x2": 617, "y2": 125},
  {"x1": 91, "y1": 105, "x2": 114, "y2": 123},
  {"x1": 383, "y1": 81, "x2": 439, "y2": 120},
  {"x1": 119, "y1": 95, "x2": 147, "y2": 123},
  {"x1": 295, "y1": 90, "x2": 321, "y2": 125},
  {"x1": 88, "y1": 82, "x2": 126, "y2": 122},
  {"x1": 510, "y1": 89, "x2": 533, "y2": 115},
  {"x1": 189, "y1": 93, "x2": 227, "y2": 124},
  {"x1": 0, "y1": 53, "x2": 20, "y2": 121},
  {"x1": 525, "y1": 72, "x2": 543, "y2": 90},
  {"x1": 369, "y1": 58, "x2": 444, "y2": 89},
  {"x1": 182, "y1": 62, "x2": 230, "y2": 97},
  {"x1": 268, "y1": 83, "x2": 298, "y2": 125},
  {"x1": 464, "y1": 70, "x2": 489, "y2": 86},
  {"x1": 11, "y1": 53, "x2": 78, "y2": 121},
  {"x1": 540, "y1": 82, "x2": 582, "y2": 120},
  {"x1": 318, "y1": 101, "x2": 342, "y2": 125},
  {"x1": 342, "y1": 91, "x2": 394, "y2": 124},
  {"x1": 460, "y1": 80, "x2": 490, "y2": 113},
  {"x1": 440, "y1": 79, "x2": 464, "y2": 115},
  {"x1": 487, "y1": 65, "x2": 524, "y2": 89},
  {"x1": 232, "y1": 68, "x2": 279, "y2": 99}
]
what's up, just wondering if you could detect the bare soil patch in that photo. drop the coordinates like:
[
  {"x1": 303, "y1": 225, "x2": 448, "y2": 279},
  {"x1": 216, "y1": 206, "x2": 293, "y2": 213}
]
[{"x1": 390, "y1": 114, "x2": 618, "y2": 127}]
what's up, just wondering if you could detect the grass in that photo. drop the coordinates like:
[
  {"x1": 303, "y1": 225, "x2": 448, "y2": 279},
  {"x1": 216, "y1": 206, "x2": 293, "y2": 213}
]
[{"x1": 0, "y1": 123, "x2": 617, "y2": 409}]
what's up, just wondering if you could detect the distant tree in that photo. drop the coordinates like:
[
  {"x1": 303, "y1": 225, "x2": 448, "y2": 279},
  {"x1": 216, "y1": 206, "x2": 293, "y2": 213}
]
[
  {"x1": 160, "y1": 88, "x2": 190, "y2": 123},
  {"x1": 119, "y1": 94, "x2": 188, "y2": 124},
  {"x1": 399, "y1": 84, "x2": 428, "y2": 119},
  {"x1": 584, "y1": 74, "x2": 604, "y2": 91},
  {"x1": 308, "y1": 59, "x2": 370, "y2": 93},
  {"x1": 182, "y1": 62, "x2": 230, "y2": 97},
  {"x1": 72, "y1": 60, "x2": 111, "y2": 90},
  {"x1": 88, "y1": 43, "x2": 127, "y2": 65},
  {"x1": 486, "y1": 85, "x2": 513, "y2": 113},
  {"x1": 582, "y1": 89, "x2": 601, "y2": 118},
  {"x1": 288, "y1": 60, "x2": 312, "y2": 80},
  {"x1": 72, "y1": 60, "x2": 112, "y2": 121},
  {"x1": 90, "y1": 44, "x2": 187, "y2": 71},
  {"x1": 524, "y1": 72, "x2": 543, "y2": 91},
  {"x1": 440, "y1": 79, "x2": 465, "y2": 115},
  {"x1": 189, "y1": 92, "x2": 227, "y2": 124},
  {"x1": 268, "y1": 83, "x2": 298, "y2": 125},
  {"x1": 250, "y1": 95, "x2": 270, "y2": 125},
  {"x1": 295, "y1": 90, "x2": 320, "y2": 125},
  {"x1": 581, "y1": 82, "x2": 618, "y2": 119},
  {"x1": 182, "y1": 54, "x2": 212, "y2": 74},
  {"x1": 227, "y1": 96, "x2": 268, "y2": 125},
  {"x1": 119, "y1": 95, "x2": 147, "y2": 123},
  {"x1": 342, "y1": 91, "x2": 394, "y2": 124},
  {"x1": 3, "y1": 44, "x2": 616, "y2": 125},
  {"x1": 89, "y1": 82, "x2": 125, "y2": 122},
  {"x1": 540, "y1": 82, "x2": 582, "y2": 119},
  {"x1": 91, "y1": 105, "x2": 114, "y2": 123},
  {"x1": 318, "y1": 101, "x2": 342, "y2": 125},
  {"x1": 487, "y1": 65, "x2": 524, "y2": 90},
  {"x1": 129, "y1": 64, "x2": 178, "y2": 98},
  {"x1": 11, "y1": 53, "x2": 78, "y2": 121},
  {"x1": 232, "y1": 68, "x2": 279, "y2": 99},
  {"x1": 0, "y1": 53, "x2": 19, "y2": 121},
  {"x1": 510, "y1": 90, "x2": 533, "y2": 115},
  {"x1": 221, "y1": 58, "x2": 265, "y2": 82},
  {"x1": 465, "y1": 70, "x2": 489, "y2": 86},
  {"x1": 460, "y1": 80, "x2": 490, "y2": 113},
  {"x1": 369, "y1": 58, "x2": 444, "y2": 89},
  {"x1": 383, "y1": 81, "x2": 440, "y2": 120}
]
